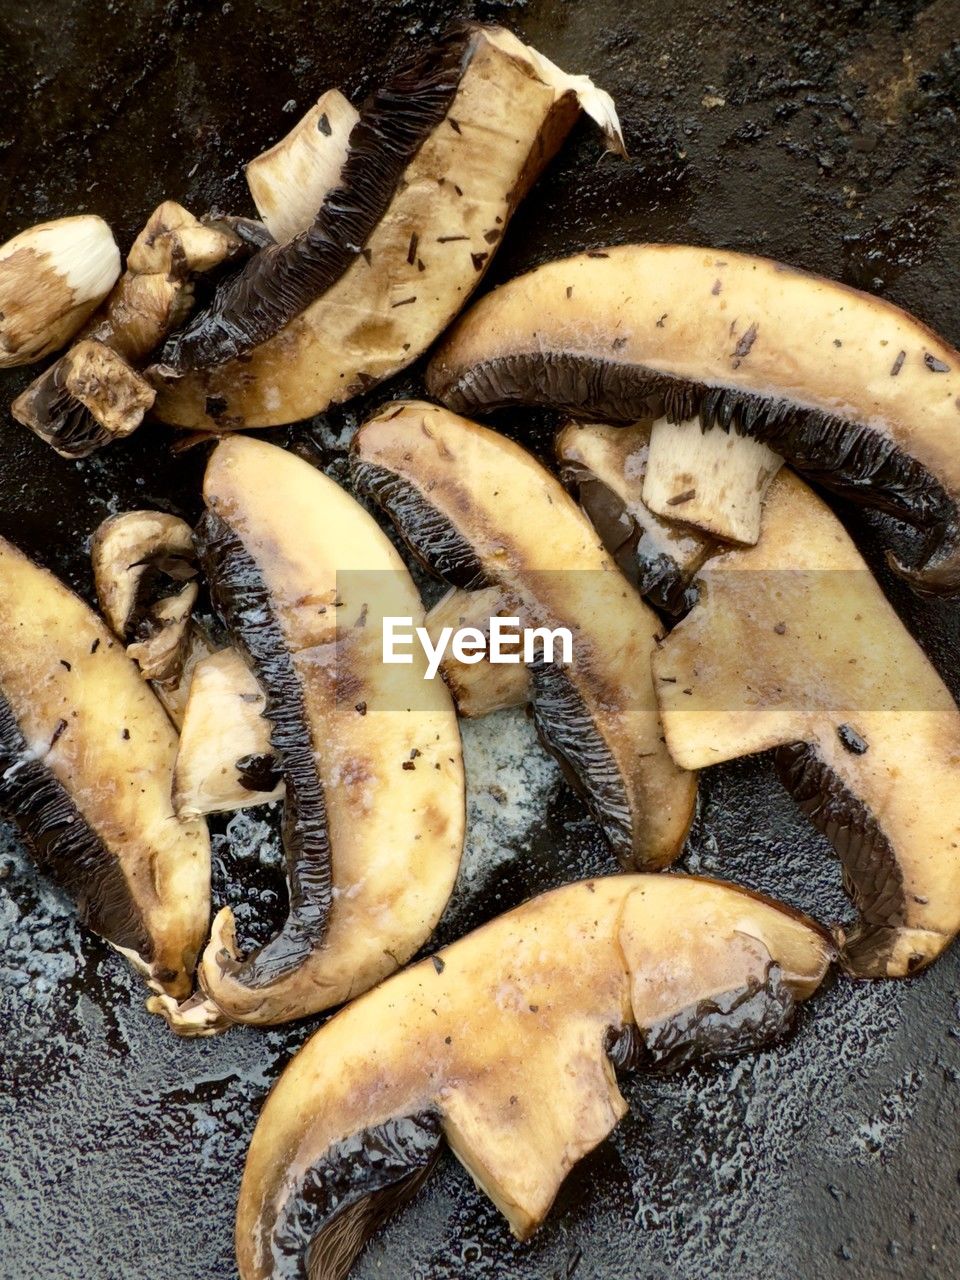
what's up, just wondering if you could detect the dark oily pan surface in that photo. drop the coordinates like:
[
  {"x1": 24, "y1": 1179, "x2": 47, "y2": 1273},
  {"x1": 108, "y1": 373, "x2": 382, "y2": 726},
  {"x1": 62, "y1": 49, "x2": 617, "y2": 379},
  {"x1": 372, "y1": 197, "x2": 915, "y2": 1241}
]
[{"x1": 1, "y1": 1, "x2": 959, "y2": 1279}]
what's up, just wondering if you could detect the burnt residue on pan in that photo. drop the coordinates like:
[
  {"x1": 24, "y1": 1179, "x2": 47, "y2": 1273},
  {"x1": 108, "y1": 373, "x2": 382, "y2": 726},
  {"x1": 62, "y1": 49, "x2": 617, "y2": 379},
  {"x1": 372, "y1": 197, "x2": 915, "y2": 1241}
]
[{"x1": 1, "y1": 1, "x2": 960, "y2": 1279}]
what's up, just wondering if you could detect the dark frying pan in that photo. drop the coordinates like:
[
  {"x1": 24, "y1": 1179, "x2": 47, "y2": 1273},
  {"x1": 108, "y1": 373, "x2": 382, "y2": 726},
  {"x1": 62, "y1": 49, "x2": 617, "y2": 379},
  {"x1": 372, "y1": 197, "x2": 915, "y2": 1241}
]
[{"x1": 2, "y1": 2, "x2": 959, "y2": 1277}]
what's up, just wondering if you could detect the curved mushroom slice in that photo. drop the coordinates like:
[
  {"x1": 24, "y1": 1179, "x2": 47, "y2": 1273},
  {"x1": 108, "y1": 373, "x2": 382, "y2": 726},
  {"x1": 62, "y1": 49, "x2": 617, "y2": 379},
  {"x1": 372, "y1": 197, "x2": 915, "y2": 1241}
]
[
  {"x1": 151, "y1": 24, "x2": 622, "y2": 431},
  {"x1": 556, "y1": 420, "x2": 716, "y2": 612},
  {"x1": 161, "y1": 436, "x2": 464, "y2": 1029},
  {"x1": 425, "y1": 586, "x2": 530, "y2": 717},
  {"x1": 173, "y1": 647, "x2": 283, "y2": 818},
  {"x1": 237, "y1": 874, "x2": 832, "y2": 1279},
  {"x1": 0, "y1": 535, "x2": 209, "y2": 998},
  {"x1": 12, "y1": 202, "x2": 241, "y2": 457},
  {"x1": 653, "y1": 470, "x2": 960, "y2": 977},
  {"x1": 427, "y1": 244, "x2": 960, "y2": 592},
  {"x1": 352, "y1": 402, "x2": 696, "y2": 869},
  {"x1": 245, "y1": 90, "x2": 359, "y2": 244},
  {"x1": 642, "y1": 416, "x2": 782, "y2": 545}
]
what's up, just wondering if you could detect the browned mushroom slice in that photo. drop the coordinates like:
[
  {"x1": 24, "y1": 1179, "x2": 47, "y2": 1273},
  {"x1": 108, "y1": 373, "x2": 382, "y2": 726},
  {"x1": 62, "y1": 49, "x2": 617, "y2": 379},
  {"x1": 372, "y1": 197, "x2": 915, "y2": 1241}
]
[
  {"x1": 352, "y1": 401, "x2": 696, "y2": 869},
  {"x1": 153, "y1": 435, "x2": 464, "y2": 1031},
  {"x1": 427, "y1": 244, "x2": 960, "y2": 593},
  {"x1": 641, "y1": 416, "x2": 782, "y2": 544},
  {"x1": 654, "y1": 470, "x2": 960, "y2": 977},
  {"x1": 173, "y1": 647, "x2": 283, "y2": 818},
  {"x1": 12, "y1": 203, "x2": 241, "y2": 457},
  {"x1": 245, "y1": 90, "x2": 359, "y2": 244},
  {"x1": 556, "y1": 420, "x2": 717, "y2": 612},
  {"x1": 237, "y1": 874, "x2": 832, "y2": 1279},
  {"x1": 425, "y1": 586, "x2": 530, "y2": 716},
  {"x1": 0, "y1": 534, "x2": 209, "y2": 999},
  {"x1": 150, "y1": 24, "x2": 622, "y2": 431}
]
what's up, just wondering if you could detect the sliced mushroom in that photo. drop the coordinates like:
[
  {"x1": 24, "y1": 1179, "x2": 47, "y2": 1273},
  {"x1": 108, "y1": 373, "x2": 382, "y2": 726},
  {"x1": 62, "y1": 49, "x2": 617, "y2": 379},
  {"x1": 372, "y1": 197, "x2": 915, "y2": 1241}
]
[
  {"x1": 556, "y1": 420, "x2": 716, "y2": 612},
  {"x1": 653, "y1": 470, "x2": 960, "y2": 977},
  {"x1": 0, "y1": 215, "x2": 120, "y2": 367},
  {"x1": 425, "y1": 585, "x2": 530, "y2": 716},
  {"x1": 12, "y1": 202, "x2": 241, "y2": 457},
  {"x1": 150, "y1": 24, "x2": 622, "y2": 431},
  {"x1": 352, "y1": 401, "x2": 696, "y2": 869},
  {"x1": 153, "y1": 435, "x2": 464, "y2": 1030},
  {"x1": 237, "y1": 874, "x2": 832, "y2": 1279},
  {"x1": 245, "y1": 90, "x2": 359, "y2": 244},
  {"x1": 427, "y1": 244, "x2": 960, "y2": 592},
  {"x1": 0, "y1": 534, "x2": 209, "y2": 998},
  {"x1": 641, "y1": 415, "x2": 782, "y2": 544},
  {"x1": 173, "y1": 647, "x2": 283, "y2": 818}
]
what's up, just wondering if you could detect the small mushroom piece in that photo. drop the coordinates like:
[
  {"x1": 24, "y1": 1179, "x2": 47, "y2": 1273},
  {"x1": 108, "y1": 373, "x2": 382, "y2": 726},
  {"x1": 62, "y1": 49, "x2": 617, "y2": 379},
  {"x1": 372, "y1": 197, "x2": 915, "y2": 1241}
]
[
  {"x1": 245, "y1": 89, "x2": 359, "y2": 244},
  {"x1": 237, "y1": 875, "x2": 832, "y2": 1279},
  {"x1": 91, "y1": 510, "x2": 200, "y2": 689},
  {"x1": 425, "y1": 586, "x2": 530, "y2": 716},
  {"x1": 641, "y1": 416, "x2": 782, "y2": 544},
  {"x1": 154, "y1": 436, "x2": 465, "y2": 1030},
  {"x1": 12, "y1": 202, "x2": 242, "y2": 457},
  {"x1": 173, "y1": 647, "x2": 283, "y2": 818},
  {"x1": 0, "y1": 215, "x2": 120, "y2": 367},
  {"x1": 151, "y1": 23, "x2": 623, "y2": 431},
  {"x1": 427, "y1": 244, "x2": 960, "y2": 592},
  {"x1": 0, "y1": 534, "x2": 209, "y2": 998},
  {"x1": 653, "y1": 471, "x2": 960, "y2": 977},
  {"x1": 556, "y1": 420, "x2": 716, "y2": 612},
  {"x1": 352, "y1": 402, "x2": 696, "y2": 869}
]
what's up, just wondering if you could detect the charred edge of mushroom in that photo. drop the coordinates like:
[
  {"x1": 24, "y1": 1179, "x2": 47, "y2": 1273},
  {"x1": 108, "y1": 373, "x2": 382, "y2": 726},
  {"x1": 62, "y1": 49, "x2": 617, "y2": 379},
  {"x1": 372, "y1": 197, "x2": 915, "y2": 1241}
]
[
  {"x1": 559, "y1": 462, "x2": 699, "y2": 614},
  {"x1": 13, "y1": 356, "x2": 119, "y2": 457},
  {"x1": 775, "y1": 742, "x2": 907, "y2": 972},
  {"x1": 351, "y1": 459, "x2": 489, "y2": 590},
  {"x1": 202, "y1": 214, "x2": 277, "y2": 253},
  {"x1": 196, "y1": 510, "x2": 332, "y2": 988},
  {"x1": 158, "y1": 27, "x2": 477, "y2": 374},
  {"x1": 270, "y1": 1111, "x2": 443, "y2": 1280},
  {"x1": 604, "y1": 962, "x2": 796, "y2": 1073},
  {"x1": 527, "y1": 660, "x2": 634, "y2": 866},
  {"x1": 440, "y1": 353, "x2": 958, "y2": 585},
  {"x1": 0, "y1": 688, "x2": 151, "y2": 958},
  {"x1": 235, "y1": 751, "x2": 284, "y2": 795}
]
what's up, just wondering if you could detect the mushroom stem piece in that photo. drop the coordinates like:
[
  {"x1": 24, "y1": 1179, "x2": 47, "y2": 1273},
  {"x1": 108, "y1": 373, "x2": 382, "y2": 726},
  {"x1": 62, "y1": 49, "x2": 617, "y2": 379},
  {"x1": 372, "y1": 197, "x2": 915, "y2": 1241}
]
[
  {"x1": 0, "y1": 215, "x2": 120, "y2": 367},
  {"x1": 0, "y1": 534, "x2": 209, "y2": 998},
  {"x1": 654, "y1": 470, "x2": 960, "y2": 976},
  {"x1": 427, "y1": 244, "x2": 960, "y2": 592},
  {"x1": 151, "y1": 23, "x2": 622, "y2": 431},
  {"x1": 237, "y1": 875, "x2": 832, "y2": 1279},
  {"x1": 352, "y1": 401, "x2": 696, "y2": 869},
  {"x1": 172, "y1": 436, "x2": 464, "y2": 1028}
]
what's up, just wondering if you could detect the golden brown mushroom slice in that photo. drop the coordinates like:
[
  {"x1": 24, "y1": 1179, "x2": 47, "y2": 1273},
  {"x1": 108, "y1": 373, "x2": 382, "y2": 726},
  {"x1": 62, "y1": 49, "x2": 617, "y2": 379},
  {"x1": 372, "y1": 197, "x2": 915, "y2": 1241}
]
[
  {"x1": 654, "y1": 470, "x2": 960, "y2": 977},
  {"x1": 150, "y1": 24, "x2": 622, "y2": 431},
  {"x1": 153, "y1": 436, "x2": 465, "y2": 1031},
  {"x1": 352, "y1": 401, "x2": 696, "y2": 869},
  {"x1": 0, "y1": 534, "x2": 209, "y2": 999},
  {"x1": 427, "y1": 243, "x2": 960, "y2": 592},
  {"x1": 237, "y1": 874, "x2": 832, "y2": 1279},
  {"x1": 12, "y1": 202, "x2": 242, "y2": 457},
  {"x1": 424, "y1": 585, "x2": 530, "y2": 716}
]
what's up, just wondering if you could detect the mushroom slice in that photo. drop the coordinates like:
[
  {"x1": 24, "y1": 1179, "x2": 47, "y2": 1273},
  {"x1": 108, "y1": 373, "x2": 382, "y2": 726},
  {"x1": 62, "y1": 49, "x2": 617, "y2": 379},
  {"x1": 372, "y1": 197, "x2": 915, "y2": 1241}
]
[
  {"x1": 237, "y1": 874, "x2": 832, "y2": 1279},
  {"x1": 427, "y1": 244, "x2": 960, "y2": 592},
  {"x1": 641, "y1": 416, "x2": 782, "y2": 545},
  {"x1": 158, "y1": 435, "x2": 464, "y2": 1029},
  {"x1": 245, "y1": 90, "x2": 359, "y2": 244},
  {"x1": 352, "y1": 402, "x2": 696, "y2": 869},
  {"x1": 173, "y1": 647, "x2": 283, "y2": 818},
  {"x1": 0, "y1": 215, "x2": 120, "y2": 367},
  {"x1": 653, "y1": 470, "x2": 960, "y2": 977},
  {"x1": 0, "y1": 534, "x2": 209, "y2": 998},
  {"x1": 425, "y1": 586, "x2": 530, "y2": 717},
  {"x1": 556, "y1": 420, "x2": 716, "y2": 612},
  {"x1": 12, "y1": 203, "x2": 241, "y2": 457},
  {"x1": 91, "y1": 510, "x2": 200, "y2": 689},
  {"x1": 151, "y1": 23, "x2": 623, "y2": 431}
]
